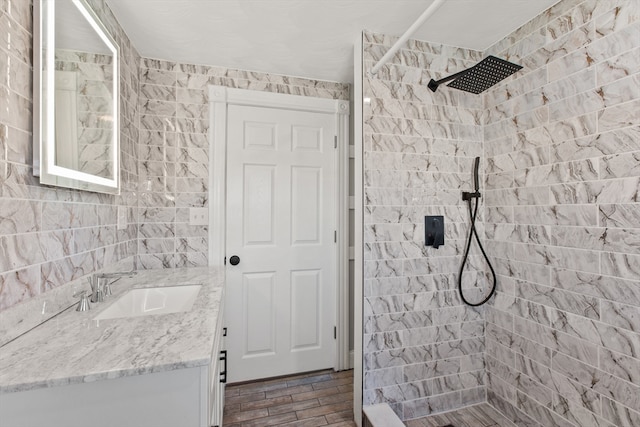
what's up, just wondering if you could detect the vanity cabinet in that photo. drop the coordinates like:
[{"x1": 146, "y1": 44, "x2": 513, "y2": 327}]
[
  {"x1": 210, "y1": 337, "x2": 227, "y2": 426},
  {"x1": 209, "y1": 313, "x2": 227, "y2": 427},
  {"x1": 0, "y1": 268, "x2": 226, "y2": 427},
  {"x1": 0, "y1": 312, "x2": 226, "y2": 427}
]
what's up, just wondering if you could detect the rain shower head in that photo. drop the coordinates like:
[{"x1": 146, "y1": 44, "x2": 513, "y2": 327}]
[{"x1": 428, "y1": 55, "x2": 522, "y2": 94}]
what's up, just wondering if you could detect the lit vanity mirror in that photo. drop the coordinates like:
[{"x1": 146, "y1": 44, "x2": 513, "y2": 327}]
[{"x1": 33, "y1": 0, "x2": 120, "y2": 194}]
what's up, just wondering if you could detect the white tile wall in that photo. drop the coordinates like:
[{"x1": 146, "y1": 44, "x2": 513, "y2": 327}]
[
  {"x1": 0, "y1": 0, "x2": 139, "y2": 312},
  {"x1": 483, "y1": 0, "x2": 640, "y2": 426},
  {"x1": 362, "y1": 31, "x2": 489, "y2": 420},
  {"x1": 135, "y1": 60, "x2": 349, "y2": 269},
  {"x1": 0, "y1": 1, "x2": 349, "y2": 314}
]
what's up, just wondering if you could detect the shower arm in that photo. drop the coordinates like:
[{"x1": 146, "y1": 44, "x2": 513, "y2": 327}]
[
  {"x1": 427, "y1": 66, "x2": 475, "y2": 92},
  {"x1": 369, "y1": 0, "x2": 448, "y2": 76}
]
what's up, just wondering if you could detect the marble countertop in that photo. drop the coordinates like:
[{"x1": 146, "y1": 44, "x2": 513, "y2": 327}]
[{"x1": 0, "y1": 267, "x2": 224, "y2": 393}]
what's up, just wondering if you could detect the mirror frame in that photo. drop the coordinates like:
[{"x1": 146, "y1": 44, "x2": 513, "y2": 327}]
[{"x1": 33, "y1": 0, "x2": 120, "y2": 195}]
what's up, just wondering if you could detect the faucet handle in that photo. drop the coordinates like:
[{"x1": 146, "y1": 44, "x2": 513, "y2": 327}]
[
  {"x1": 73, "y1": 290, "x2": 91, "y2": 312},
  {"x1": 103, "y1": 282, "x2": 113, "y2": 297},
  {"x1": 100, "y1": 277, "x2": 113, "y2": 297}
]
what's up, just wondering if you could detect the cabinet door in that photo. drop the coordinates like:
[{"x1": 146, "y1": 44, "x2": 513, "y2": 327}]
[{"x1": 211, "y1": 349, "x2": 226, "y2": 426}]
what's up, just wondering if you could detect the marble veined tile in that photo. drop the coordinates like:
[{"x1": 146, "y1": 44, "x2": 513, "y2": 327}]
[
  {"x1": 533, "y1": 22, "x2": 595, "y2": 72},
  {"x1": 588, "y1": 19, "x2": 640, "y2": 65},
  {"x1": 554, "y1": 351, "x2": 640, "y2": 413},
  {"x1": 552, "y1": 268, "x2": 640, "y2": 307},
  {"x1": 602, "y1": 396, "x2": 640, "y2": 427},
  {"x1": 0, "y1": 12, "x2": 31, "y2": 64},
  {"x1": 516, "y1": 281, "x2": 600, "y2": 319},
  {"x1": 596, "y1": 0, "x2": 640, "y2": 36},
  {"x1": 549, "y1": 74, "x2": 640, "y2": 121},
  {"x1": 519, "y1": 392, "x2": 577, "y2": 427},
  {"x1": 0, "y1": 199, "x2": 40, "y2": 234},
  {"x1": 597, "y1": 46, "x2": 640, "y2": 86},
  {"x1": 545, "y1": 113, "x2": 598, "y2": 144},
  {"x1": 514, "y1": 159, "x2": 598, "y2": 187},
  {"x1": 601, "y1": 252, "x2": 640, "y2": 280},
  {"x1": 551, "y1": 177, "x2": 640, "y2": 204},
  {"x1": 601, "y1": 300, "x2": 640, "y2": 333},
  {"x1": 599, "y1": 99, "x2": 640, "y2": 133},
  {"x1": 0, "y1": 266, "x2": 41, "y2": 312},
  {"x1": 599, "y1": 203, "x2": 640, "y2": 228},
  {"x1": 600, "y1": 151, "x2": 640, "y2": 179},
  {"x1": 551, "y1": 126, "x2": 640, "y2": 162},
  {"x1": 552, "y1": 225, "x2": 640, "y2": 254},
  {"x1": 141, "y1": 68, "x2": 176, "y2": 87}
]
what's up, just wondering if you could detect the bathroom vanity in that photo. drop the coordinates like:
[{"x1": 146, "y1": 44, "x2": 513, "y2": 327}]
[{"x1": 0, "y1": 267, "x2": 226, "y2": 427}]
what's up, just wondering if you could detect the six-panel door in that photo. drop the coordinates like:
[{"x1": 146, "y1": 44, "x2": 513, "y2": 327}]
[{"x1": 225, "y1": 104, "x2": 337, "y2": 383}]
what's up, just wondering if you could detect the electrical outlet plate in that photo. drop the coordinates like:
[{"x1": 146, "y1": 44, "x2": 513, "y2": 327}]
[{"x1": 189, "y1": 207, "x2": 208, "y2": 226}]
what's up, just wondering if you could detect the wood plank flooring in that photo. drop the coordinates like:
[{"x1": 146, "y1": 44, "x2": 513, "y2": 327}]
[
  {"x1": 223, "y1": 369, "x2": 356, "y2": 427},
  {"x1": 405, "y1": 403, "x2": 516, "y2": 427},
  {"x1": 224, "y1": 372, "x2": 513, "y2": 427}
]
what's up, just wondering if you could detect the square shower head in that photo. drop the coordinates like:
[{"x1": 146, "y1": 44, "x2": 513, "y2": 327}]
[{"x1": 447, "y1": 55, "x2": 522, "y2": 94}]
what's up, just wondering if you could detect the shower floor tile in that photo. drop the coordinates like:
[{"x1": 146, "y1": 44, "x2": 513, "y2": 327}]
[{"x1": 405, "y1": 403, "x2": 516, "y2": 427}]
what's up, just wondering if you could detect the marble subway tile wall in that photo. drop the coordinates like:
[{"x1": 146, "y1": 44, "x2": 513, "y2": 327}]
[
  {"x1": 362, "y1": 32, "x2": 491, "y2": 420},
  {"x1": 482, "y1": 0, "x2": 640, "y2": 426},
  {"x1": 56, "y1": 50, "x2": 115, "y2": 177},
  {"x1": 137, "y1": 60, "x2": 349, "y2": 269},
  {"x1": 0, "y1": 0, "x2": 139, "y2": 312}
]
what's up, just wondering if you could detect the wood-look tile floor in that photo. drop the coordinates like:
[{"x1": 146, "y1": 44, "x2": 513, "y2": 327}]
[
  {"x1": 223, "y1": 369, "x2": 356, "y2": 427},
  {"x1": 405, "y1": 403, "x2": 515, "y2": 427}
]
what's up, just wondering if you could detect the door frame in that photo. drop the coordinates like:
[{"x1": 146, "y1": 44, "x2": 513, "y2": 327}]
[
  {"x1": 208, "y1": 85, "x2": 351, "y2": 371},
  {"x1": 353, "y1": 34, "x2": 364, "y2": 426}
]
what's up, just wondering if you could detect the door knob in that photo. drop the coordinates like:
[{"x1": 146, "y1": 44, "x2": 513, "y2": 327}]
[{"x1": 229, "y1": 255, "x2": 240, "y2": 266}]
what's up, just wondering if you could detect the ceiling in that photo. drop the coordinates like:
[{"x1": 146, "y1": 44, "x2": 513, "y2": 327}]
[
  {"x1": 58, "y1": 0, "x2": 112, "y2": 54},
  {"x1": 105, "y1": 0, "x2": 560, "y2": 83}
]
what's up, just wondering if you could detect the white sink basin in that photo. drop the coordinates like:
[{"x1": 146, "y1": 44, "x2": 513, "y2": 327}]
[{"x1": 94, "y1": 285, "x2": 202, "y2": 320}]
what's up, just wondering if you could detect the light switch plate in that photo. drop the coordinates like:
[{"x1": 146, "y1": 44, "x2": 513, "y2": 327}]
[
  {"x1": 117, "y1": 206, "x2": 127, "y2": 230},
  {"x1": 189, "y1": 207, "x2": 208, "y2": 226}
]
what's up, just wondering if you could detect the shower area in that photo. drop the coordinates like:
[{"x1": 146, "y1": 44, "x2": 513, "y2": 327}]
[{"x1": 359, "y1": 0, "x2": 640, "y2": 425}]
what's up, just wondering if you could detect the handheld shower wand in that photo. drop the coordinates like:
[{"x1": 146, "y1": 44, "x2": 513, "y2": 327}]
[
  {"x1": 458, "y1": 157, "x2": 497, "y2": 306},
  {"x1": 461, "y1": 157, "x2": 481, "y2": 201},
  {"x1": 473, "y1": 156, "x2": 480, "y2": 192}
]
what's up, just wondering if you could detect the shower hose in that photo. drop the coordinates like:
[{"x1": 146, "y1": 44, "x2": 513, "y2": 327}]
[{"x1": 458, "y1": 192, "x2": 497, "y2": 307}]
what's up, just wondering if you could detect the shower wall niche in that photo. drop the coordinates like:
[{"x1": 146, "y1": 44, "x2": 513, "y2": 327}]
[{"x1": 361, "y1": 0, "x2": 640, "y2": 424}]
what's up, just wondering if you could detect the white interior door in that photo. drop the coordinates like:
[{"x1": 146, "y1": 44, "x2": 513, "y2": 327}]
[{"x1": 225, "y1": 104, "x2": 337, "y2": 383}]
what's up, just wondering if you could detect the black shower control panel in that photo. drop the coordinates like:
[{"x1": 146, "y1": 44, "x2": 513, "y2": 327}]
[{"x1": 425, "y1": 215, "x2": 445, "y2": 249}]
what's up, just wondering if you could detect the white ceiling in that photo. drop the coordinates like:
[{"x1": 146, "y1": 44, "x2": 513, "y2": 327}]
[
  {"x1": 105, "y1": 0, "x2": 560, "y2": 83},
  {"x1": 57, "y1": 1, "x2": 112, "y2": 54}
]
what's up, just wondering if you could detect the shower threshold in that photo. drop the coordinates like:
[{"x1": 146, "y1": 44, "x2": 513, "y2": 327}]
[{"x1": 404, "y1": 403, "x2": 516, "y2": 427}]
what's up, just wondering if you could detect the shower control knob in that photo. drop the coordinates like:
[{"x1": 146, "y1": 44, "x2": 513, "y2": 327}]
[{"x1": 229, "y1": 255, "x2": 240, "y2": 266}]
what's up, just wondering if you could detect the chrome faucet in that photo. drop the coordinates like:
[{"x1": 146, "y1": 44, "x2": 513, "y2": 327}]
[
  {"x1": 95, "y1": 271, "x2": 138, "y2": 298},
  {"x1": 89, "y1": 275, "x2": 104, "y2": 303}
]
